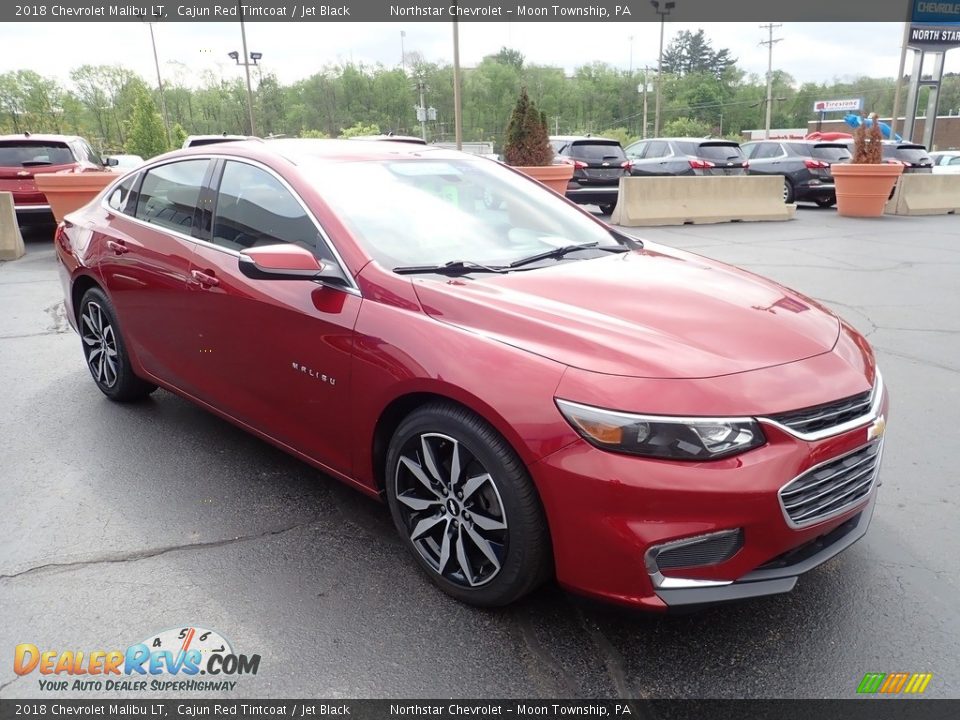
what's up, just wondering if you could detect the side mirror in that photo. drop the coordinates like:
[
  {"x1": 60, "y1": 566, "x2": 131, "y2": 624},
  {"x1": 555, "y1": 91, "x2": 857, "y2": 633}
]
[
  {"x1": 238, "y1": 244, "x2": 349, "y2": 285},
  {"x1": 103, "y1": 157, "x2": 119, "y2": 167}
]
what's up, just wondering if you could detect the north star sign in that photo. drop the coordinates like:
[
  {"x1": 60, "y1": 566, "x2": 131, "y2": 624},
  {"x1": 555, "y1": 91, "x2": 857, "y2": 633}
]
[{"x1": 911, "y1": 0, "x2": 960, "y2": 47}]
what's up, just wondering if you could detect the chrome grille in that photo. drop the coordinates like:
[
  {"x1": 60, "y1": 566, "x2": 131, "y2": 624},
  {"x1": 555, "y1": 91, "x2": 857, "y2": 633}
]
[
  {"x1": 767, "y1": 378, "x2": 878, "y2": 437},
  {"x1": 779, "y1": 440, "x2": 882, "y2": 527}
]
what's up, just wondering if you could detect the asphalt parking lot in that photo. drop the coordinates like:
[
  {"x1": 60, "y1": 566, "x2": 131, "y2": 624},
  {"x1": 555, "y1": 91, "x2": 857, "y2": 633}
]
[{"x1": 1, "y1": 207, "x2": 958, "y2": 700}]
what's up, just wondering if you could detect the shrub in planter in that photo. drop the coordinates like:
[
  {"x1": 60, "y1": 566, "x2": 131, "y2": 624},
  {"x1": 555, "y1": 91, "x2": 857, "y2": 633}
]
[
  {"x1": 832, "y1": 112, "x2": 903, "y2": 217},
  {"x1": 503, "y1": 87, "x2": 571, "y2": 194}
]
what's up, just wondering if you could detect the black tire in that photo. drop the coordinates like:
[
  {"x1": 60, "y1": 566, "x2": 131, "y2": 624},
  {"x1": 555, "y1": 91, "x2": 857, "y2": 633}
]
[
  {"x1": 385, "y1": 402, "x2": 552, "y2": 607},
  {"x1": 78, "y1": 287, "x2": 157, "y2": 402},
  {"x1": 599, "y1": 204, "x2": 616, "y2": 216},
  {"x1": 783, "y1": 178, "x2": 795, "y2": 204},
  {"x1": 815, "y1": 198, "x2": 836, "y2": 208}
]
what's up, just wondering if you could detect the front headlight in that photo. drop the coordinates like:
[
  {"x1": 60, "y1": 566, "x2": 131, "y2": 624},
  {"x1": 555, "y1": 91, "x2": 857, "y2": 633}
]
[{"x1": 555, "y1": 399, "x2": 766, "y2": 461}]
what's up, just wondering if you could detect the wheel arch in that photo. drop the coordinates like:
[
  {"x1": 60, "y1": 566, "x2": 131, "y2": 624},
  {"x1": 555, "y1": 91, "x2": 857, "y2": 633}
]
[
  {"x1": 71, "y1": 273, "x2": 103, "y2": 324},
  {"x1": 370, "y1": 387, "x2": 536, "y2": 496}
]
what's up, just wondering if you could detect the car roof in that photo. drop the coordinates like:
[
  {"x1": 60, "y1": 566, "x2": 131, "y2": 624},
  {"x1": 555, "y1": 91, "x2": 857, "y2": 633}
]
[
  {"x1": 170, "y1": 138, "x2": 470, "y2": 166},
  {"x1": 348, "y1": 134, "x2": 427, "y2": 145},
  {"x1": 550, "y1": 135, "x2": 619, "y2": 143},
  {"x1": 0, "y1": 133, "x2": 84, "y2": 143}
]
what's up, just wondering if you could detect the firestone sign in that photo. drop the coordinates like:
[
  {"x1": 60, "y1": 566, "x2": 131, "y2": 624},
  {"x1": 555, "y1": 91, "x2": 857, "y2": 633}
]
[
  {"x1": 910, "y1": 0, "x2": 960, "y2": 47},
  {"x1": 813, "y1": 99, "x2": 863, "y2": 113}
]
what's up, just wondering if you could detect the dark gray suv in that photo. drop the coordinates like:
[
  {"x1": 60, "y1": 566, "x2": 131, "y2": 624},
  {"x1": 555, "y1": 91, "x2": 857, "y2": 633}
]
[
  {"x1": 624, "y1": 138, "x2": 748, "y2": 178},
  {"x1": 741, "y1": 140, "x2": 850, "y2": 206},
  {"x1": 550, "y1": 135, "x2": 629, "y2": 215}
]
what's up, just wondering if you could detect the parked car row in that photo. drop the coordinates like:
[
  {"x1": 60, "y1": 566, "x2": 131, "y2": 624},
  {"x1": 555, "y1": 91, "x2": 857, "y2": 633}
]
[{"x1": 544, "y1": 133, "x2": 941, "y2": 214}]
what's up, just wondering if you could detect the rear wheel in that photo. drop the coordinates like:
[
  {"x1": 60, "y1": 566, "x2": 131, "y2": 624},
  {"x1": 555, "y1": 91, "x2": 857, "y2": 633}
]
[
  {"x1": 385, "y1": 403, "x2": 552, "y2": 607},
  {"x1": 79, "y1": 288, "x2": 157, "y2": 402},
  {"x1": 783, "y1": 178, "x2": 795, "y2": 204},
  {"x1": 599, "y1": 204, "x2": 616, "y2": 216},
  {"x1": 815, "y1": 198, "x2": 836, "y2": 208}
]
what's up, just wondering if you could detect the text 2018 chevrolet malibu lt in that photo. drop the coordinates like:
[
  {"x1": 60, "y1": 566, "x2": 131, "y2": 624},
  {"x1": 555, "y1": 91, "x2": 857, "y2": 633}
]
[{"x1": 55, "y1": 140, "x2": 888, "y2": 610}]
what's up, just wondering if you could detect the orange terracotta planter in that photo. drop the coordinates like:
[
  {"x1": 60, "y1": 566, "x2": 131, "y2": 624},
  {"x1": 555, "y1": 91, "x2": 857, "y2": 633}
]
[
  {"x1": 512, "y1": 164, "x2": 575, "y2": 195},
  {"x1": 832, "y1": 163, "x2": 904, "y2": 218},
  {"x1": 35, "y1": 169, "x2": 120, "y2": 223}
]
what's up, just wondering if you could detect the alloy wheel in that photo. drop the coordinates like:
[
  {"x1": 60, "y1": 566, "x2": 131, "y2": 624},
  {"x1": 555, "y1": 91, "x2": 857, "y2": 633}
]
[
  {"x1": 394, "y1": 432, "x2": 508, "y2": 588},
  {"x1": 81, "y1": 301, "x2": 118, "y2": 388}
]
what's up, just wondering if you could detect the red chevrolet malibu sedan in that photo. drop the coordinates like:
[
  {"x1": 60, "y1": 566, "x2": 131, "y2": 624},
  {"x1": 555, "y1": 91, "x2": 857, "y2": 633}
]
[{"x1": 55, "y1": 140, "x2": 888, "y2": 610}]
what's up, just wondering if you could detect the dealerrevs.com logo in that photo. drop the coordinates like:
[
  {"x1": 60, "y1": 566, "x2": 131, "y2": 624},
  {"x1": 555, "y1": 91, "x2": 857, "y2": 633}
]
[{"x1": 14, "y1": 626, "x2": 260, "y2": 692}]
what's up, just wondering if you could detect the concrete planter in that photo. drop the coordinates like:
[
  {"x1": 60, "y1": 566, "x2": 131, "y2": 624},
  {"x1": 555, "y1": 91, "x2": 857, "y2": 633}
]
[
  {"x1": 35, "y1": 169, "x2": 119, "y2": 223},
  {"x1": 512, "y1": 164, "x2": 574, "y2": 195},
  {"x1": 832, "y1": 163, "x2": 904, "y2": 218}
]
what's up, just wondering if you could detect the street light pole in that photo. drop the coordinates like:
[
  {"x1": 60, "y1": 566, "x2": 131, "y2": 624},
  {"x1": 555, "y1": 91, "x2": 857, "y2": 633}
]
[
  {"x1": 643, "y1": 65, "x2": 650, "y2": 138},
  {"x1": 145, "y1": 22, "x2": 170, "y2": 146},
  {"x1": 629, "y1": 35, "x2": 634, "y2": 74},
  {"x1": 453, "y1": 19, "x2": 463, "y2": 150},
  {"x1": 238, "y1": 0, "x2": 256, "y2": 135},
  {"x1": 651, "y1": 0, "x2": 675, "y2": 138},
  {"x1": 401, "y1": 30, "x2": 407, "y2": 74}
]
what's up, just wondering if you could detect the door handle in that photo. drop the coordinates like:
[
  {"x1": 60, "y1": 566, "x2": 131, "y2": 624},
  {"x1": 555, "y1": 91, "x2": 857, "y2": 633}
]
[
  {"x1": 106, "y1": 240, "x2": 128, "y2": 255},
  {"x1": 190, "y1": 270, "x2": 220, "y2": 288}
]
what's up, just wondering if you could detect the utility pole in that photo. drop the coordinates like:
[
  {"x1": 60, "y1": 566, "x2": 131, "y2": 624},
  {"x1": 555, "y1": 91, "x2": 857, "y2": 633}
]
[
  {"x1": 651, "y1": 1, "x2": 675, "y2": 138},
  {"x1": 760, "y1": 23, "x2": 783, "y2": 140},
  {"x1": 401, "y1": 30, "x2": 406, "y2": 74},
  {"x1": 629, "y1": 35, "x2": 634, "y2": 74},
  {"x1": 643, "y1": 65, "x2": 651, "y2": 138},
  {"x1": 417, "y1": 79, "x2": 427, "y2": 141}
]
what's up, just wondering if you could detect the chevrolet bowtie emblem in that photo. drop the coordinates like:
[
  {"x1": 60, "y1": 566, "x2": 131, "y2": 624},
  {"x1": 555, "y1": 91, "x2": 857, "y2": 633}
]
[{"x1": 868, "y1": 416, "x2": 886, "y2": 441}]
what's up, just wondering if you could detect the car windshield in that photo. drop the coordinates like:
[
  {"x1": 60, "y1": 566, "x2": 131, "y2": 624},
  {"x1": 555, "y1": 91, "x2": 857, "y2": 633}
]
[
  {"x1": 302, "y1": 158, "x2": 621, "y2": 269},
  {"x1": 884, "y1": 146, "x2": 930, "y2": 163},
  {"x1": 568, "y1": 142, "x2": 626, "y2": 161},
  {"x1": 0, "y1": 141, "x2": 74, "y2": 166},
  {"x1": 676, "y1": 142, "x2": 744, "y2": 160},
  {"x1": 811, "y1": 145, "x2": 851, "y2": 162}
]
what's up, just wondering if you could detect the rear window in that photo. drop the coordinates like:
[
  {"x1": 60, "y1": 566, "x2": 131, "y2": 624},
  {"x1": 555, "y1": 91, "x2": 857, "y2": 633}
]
[
  {"x1": 884, "y1": 145, "x2": 930, "y2": 163},
  {"x1": 811, "y1": 145, "x2": 851, "y2": 162},
  {"x1": 676, "y1": 142, "x2": 744, "y2": 160},
  {"x1": 0, "y1": 141, "x2": 75, "y2": 167},
  {"x1": 568, "y1": 142, "x2": 626, "y2": 161}
]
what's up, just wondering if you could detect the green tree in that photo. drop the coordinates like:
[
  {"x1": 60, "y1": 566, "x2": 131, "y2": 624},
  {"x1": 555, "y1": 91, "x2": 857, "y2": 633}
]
[
  {"x1": 170, "y1": 122, "x2": 188, "y2": 149},
  {"x1": 662, "y1": 117, "x2": 712, "y2": 137},
  {"x1": 662, "y1": 30, "x2": 736, "y2": 79},
  {"x1": 338, "y1": 120, "x2": 380, "y2": 138},
  {"x1": 125, "y1": 91, "x2": 168, "y2": 158}
]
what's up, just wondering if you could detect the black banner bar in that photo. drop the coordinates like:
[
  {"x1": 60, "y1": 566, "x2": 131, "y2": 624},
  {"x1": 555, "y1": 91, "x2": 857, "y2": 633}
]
[
  {"x1": 2, "y1": 700, "x2": 960, "y2": 720},
  {"x1": 0, "y1": 0, "x2": 923, "y2": 23}
]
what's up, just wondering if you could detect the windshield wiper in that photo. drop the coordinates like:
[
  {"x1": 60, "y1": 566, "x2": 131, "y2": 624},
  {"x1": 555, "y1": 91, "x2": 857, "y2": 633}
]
[
  {"x1": 508, "y1": 242, "x2": 628, "y2": 269},
  {"x1": 393, "y1": 260, "x2": 510, "y2": 275}
]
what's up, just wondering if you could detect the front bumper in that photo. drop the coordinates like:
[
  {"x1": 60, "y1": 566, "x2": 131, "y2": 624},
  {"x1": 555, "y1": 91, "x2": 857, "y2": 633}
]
[
  {"x1": 652, "y1": 491, "x2": 876, "y2": 607},
  {"x1": 564, "y1": 183, "x2": 619, "y2": 207},
  {"x1": 531, "y1": 380, "x2": 888, "y2": 611}
]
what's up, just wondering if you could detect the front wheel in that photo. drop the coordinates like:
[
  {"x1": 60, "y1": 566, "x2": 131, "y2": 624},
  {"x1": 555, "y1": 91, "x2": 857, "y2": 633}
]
[
  {"x1": 79, "y1": 288, "x2": 157, "y2": 402},
  {"x1": 815, "y1": 198, "x2": 836, "y2": 208},
  {"x1": 385, "y1": 403, "x2": 552, "y2": 606},
  {"x1": 599, "y1": 204, "x2": 616, "y2": 216}
]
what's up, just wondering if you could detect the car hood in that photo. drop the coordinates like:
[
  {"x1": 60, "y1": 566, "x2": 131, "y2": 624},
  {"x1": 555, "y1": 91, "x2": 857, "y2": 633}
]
[{"x1": 412, "y1": 246, "x2": 840, "y2": 379}]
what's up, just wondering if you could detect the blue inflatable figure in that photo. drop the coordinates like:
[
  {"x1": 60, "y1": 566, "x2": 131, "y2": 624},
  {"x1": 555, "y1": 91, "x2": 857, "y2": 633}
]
[{"x1": 843, "y1": 113, "x2": 902, "y2": 142}]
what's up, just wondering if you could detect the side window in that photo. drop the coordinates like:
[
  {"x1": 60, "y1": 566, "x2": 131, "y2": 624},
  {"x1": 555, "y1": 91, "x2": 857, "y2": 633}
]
[
  {"x1": 755, "y1": 143, "x2": 782, "y2": 159},
  {"x1": 106, "y1": 173, "x2": 139, "y2": 215},
  {"x1": 135, "y1": 160, "x2": 209, "y2": 233},
  {"x1": 645, "y1": 141, "x2": 668, "y2": 158},
  {"x1": 625, "y1": 142, "x2": 646, "y2": 159},
  {"x1": 741, "y1": 143, "x2": 757, "y2": 159},
  {"x1": 212, "y1": 161, "x2": 330, "y2": 260},
  {"x1": 950, "y1": 156, "x2": 960, "y2": 166}
]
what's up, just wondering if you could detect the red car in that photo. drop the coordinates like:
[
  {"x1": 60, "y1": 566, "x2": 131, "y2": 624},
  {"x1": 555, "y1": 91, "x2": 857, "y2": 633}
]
[
  {"x1": 0, "y1": 133, "x2": 105, "y2": 222},
  {"x1": 55, "y1": 140, "x2": 888, "y2": 610}
]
